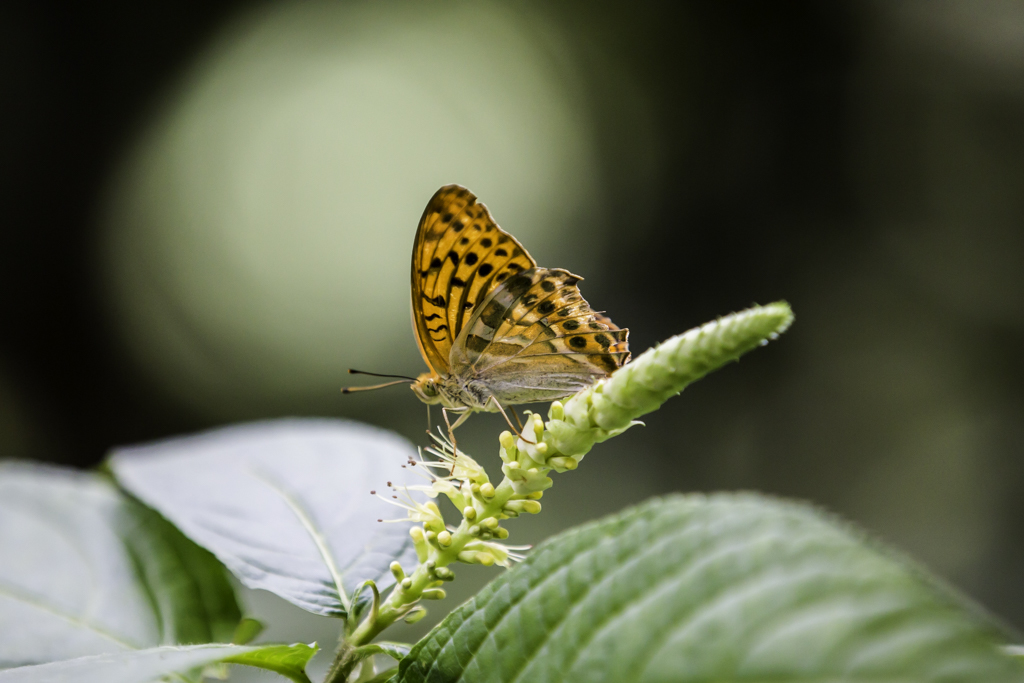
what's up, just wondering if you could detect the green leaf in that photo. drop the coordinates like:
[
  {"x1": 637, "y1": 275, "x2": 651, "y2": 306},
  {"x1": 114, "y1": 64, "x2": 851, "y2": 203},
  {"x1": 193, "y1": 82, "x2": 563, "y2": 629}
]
[
  {"x1": 0, "y1": 642, "x2": 317, "y2": 683},
  {"x1": 109, "y1": 419, "x2": 423, "y2": 618},
  {"x1": 0, "y1": 463, "x2": 240, "y2": 668},
  {"x1": 398, "y1": 494, "x2": 1024, "y2": 683},
  {"x1": 222, "y1": 643, "x2": 319, "y2": 682}
]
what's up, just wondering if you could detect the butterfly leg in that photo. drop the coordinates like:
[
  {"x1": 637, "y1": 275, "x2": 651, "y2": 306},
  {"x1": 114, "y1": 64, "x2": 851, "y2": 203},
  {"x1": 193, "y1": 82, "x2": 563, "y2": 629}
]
[
  {"x1": 442, "y1": 408, "x2": 473, "y2": 463},
  {"x1": 509, "y1": 405, "x2": 525, "y2": 432},
  {"x1": 487, "y1": 397, "x2": 536, "y2": 445}
]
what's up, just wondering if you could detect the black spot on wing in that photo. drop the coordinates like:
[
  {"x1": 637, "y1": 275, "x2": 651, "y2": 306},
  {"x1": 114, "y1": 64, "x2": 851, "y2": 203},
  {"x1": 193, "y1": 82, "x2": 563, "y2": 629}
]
[
  {"x1": 502, "y1": 273, "x2": 534, "y2": 299},
  {"x1": 569, "y1": 336, "x2": 587, "y2": 349},
  {"x1": 596, "y1": 353, "x2": 619, "y2": 373}
]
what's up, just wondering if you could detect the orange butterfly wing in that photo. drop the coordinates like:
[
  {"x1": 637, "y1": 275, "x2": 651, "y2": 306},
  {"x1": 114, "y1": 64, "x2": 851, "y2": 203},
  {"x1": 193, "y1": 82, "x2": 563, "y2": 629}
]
[{"x1": 411, "y1": 185, "x2": 537, "y2": 376}]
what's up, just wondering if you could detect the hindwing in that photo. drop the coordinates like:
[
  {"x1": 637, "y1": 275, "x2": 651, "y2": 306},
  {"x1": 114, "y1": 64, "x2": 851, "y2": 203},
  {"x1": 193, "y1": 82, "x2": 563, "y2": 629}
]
[{"x1": 450, "y1": 267, "x2": 630, "y2": 403}]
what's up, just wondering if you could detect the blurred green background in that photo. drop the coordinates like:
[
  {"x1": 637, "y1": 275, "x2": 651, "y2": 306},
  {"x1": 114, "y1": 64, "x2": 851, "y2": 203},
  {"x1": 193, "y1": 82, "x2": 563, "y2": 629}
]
[{"x1": 3, "y1": 0, "x2": 1024, "y2": 675}]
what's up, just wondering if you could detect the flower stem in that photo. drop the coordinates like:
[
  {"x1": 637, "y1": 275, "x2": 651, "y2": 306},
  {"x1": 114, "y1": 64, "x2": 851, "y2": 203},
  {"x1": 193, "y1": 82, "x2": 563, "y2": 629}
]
[{"x1": 326, "y1": 302, "x2": 794, "y2": 682}]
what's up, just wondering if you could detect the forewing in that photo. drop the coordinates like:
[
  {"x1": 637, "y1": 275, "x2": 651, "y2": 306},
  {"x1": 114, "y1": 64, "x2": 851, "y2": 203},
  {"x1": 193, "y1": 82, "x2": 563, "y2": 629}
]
[
  {"x1": 450, "y1": 267, "x2": 629, "y2": 404},
  {"x1": 411, "y1": 185, "x2": 536, "y2": 374}
]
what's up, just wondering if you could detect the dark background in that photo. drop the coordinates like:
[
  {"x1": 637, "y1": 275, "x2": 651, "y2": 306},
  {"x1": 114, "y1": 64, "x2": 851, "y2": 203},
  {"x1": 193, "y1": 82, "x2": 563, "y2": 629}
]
[{"x1": 3, "y1": 0, "x2": 1023, "y2": 642}]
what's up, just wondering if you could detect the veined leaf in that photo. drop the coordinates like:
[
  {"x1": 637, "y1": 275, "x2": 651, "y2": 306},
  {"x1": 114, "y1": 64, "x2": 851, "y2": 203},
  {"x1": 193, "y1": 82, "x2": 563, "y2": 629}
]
[
  {"x1": 0, "y1": 642, "x2": 316, "y2": 683},
  {"x1": 0, "y1": 463, "x2": 240, "y2": 668},
  {"x1": 399, "y1": 494, "x2": 1024, "y2": 683},
  {"x1": 110, "y1": 419, "x2": 423, "y2": 618}
]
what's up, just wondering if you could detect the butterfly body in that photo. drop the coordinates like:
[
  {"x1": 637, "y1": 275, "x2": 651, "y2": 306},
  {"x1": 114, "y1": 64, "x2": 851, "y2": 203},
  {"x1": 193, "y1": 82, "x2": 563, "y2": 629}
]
[
  {"x1": 408, "y1": 186, "x2": 629, "y2": 427},
  {"x1": 410, "y1": 371, "x2": 496, "y2": 413}
]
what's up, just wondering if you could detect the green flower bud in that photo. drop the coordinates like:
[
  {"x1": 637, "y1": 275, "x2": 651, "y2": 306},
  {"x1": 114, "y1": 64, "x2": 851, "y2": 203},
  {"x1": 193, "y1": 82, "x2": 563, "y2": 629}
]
[
  {"x1": 435, "y1": 566, "x2": 455, "y2": 581},
  {"x1": 469, "y1": 524, "x2": 481, "y2": 536},
  {"x1": 481, "y1": 517, "x2": 499, "y2": 531},
  {"x1": 547, "y1": 456, "x2": 578, "y2": 471},
  {"x1": 480, "y1": 482, "x2": 495, "y2": 498},
  {"x1": 463, "y1": 506, "x2": 477, "y2": 521},
  {"x1": 389, "y1": 561, "x2": 405, "y2": 582},
  {"x1": 422, "y1": 588, "x2": 447, "y2": 600},
  {"x1": 505, "y1": 499, "x2": 541, "y2": 515},
  {"x1": 425, "y1": 530, "x2": 437, "y2": 543},
  {"x1": 499, "y1": 430, "x2": 516, "y2": 451},
  {"x1": 494, "y1": 526, "x2": 509, "y2": 539},
  {"x1": 404, "y1": 607, "x2": 427, "y2": 624},
  {"x1": 400, "y1": 577, "x2": 412, "y2": 590},
  {"x1": 437, "y1": 530, "x2": 452, "y2": 547},
  {"x1": 458, "y1": 550, "x2": 495, "y2": 566}
]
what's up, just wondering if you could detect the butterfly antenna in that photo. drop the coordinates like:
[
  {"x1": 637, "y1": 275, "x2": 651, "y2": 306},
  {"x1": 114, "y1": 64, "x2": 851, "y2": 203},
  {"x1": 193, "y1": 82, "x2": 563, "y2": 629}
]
[
  {"x1": 348, "y1": 369, "x2": 417, "y2": 381},
  {"x1": 342, "y1": 379, "x2": 412, "y2": 394}
]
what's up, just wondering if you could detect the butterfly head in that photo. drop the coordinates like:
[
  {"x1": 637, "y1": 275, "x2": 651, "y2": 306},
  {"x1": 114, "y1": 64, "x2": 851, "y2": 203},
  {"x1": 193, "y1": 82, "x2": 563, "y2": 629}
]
[{"x1": 411, "y1": 372, "x2": 443, "y2": 405}]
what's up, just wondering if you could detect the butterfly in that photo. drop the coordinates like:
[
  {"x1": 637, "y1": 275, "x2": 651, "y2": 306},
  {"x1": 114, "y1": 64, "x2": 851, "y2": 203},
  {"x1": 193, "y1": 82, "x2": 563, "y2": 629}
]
[{"x1": 346, "y1": 185, "x2": 629, "y2": 443}]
